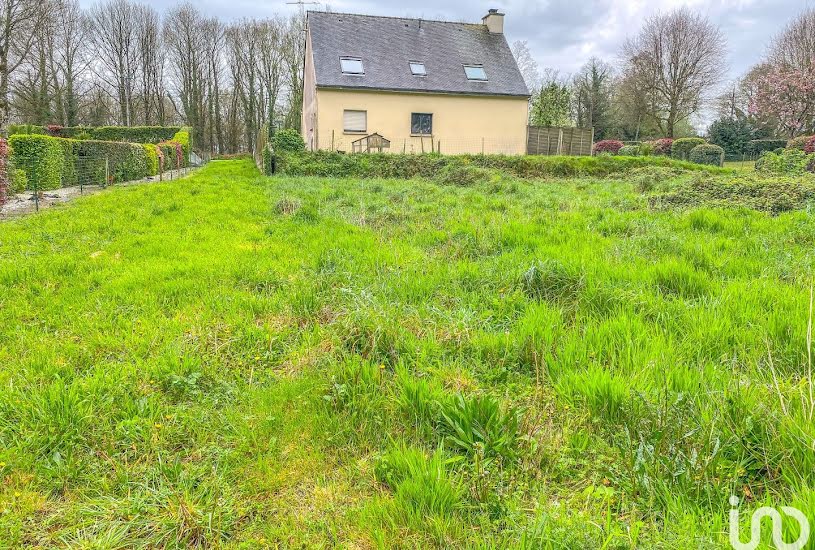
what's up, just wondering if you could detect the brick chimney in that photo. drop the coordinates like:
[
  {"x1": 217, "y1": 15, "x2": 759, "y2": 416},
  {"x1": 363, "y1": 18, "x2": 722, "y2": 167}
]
[{"x1": 482, "y1": 8, "x2": 504, "y2": 34}]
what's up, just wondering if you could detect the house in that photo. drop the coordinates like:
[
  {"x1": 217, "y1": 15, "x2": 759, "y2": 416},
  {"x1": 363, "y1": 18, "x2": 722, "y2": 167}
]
[{"x1": 301, "y1": 9, "x2": 531, "y2": 155}]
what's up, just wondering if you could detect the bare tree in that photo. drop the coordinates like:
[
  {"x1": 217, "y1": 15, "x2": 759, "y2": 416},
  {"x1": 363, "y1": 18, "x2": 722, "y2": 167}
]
[
  {"x1": 134, "y1": 4, "x2": 163, "y2": 125},
  {"x1": 280, "y1": 15, "x2": 304, "y2": 132},
  {"x1": 227, "y1": 20, "x2": 261, "y2": 151},
  {"x1": 164, "y1": 2, "x2": 207, "y2": 147},
  {"x1": 201, "y1": 17, "x2": 224, "y2": 153},
  {"x1": 89, "y1": 0, "x2": 139, "y2": 126},
  {"x1": 621, "y1": 8, "x2": 727, "y2": 137},
  {"x1": 769, "y1": 8, "x2": 815, "y2": 71},
  {"x1": 50, "y1": 0, "x2": 91, "y2": 126},
  {"x1": 511, "y1": 40, "x2": 539, "y2": 93},
  {"x1": 0, "y1": 0, "x2": 44, "y2": 133},
  {"x1": 512, "y1": 40, "x2": 541, "y2": 93}
]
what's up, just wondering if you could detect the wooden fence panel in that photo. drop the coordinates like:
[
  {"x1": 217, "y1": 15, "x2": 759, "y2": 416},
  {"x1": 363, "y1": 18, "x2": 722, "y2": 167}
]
[{"x1": 527, "y1": 126, "x2": 594, "y2": 156}]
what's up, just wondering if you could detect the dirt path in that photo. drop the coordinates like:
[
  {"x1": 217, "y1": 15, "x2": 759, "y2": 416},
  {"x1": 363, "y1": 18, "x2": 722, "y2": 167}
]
[{"x1": 0, "y1": 167, "x2": 200, "y2": 220}]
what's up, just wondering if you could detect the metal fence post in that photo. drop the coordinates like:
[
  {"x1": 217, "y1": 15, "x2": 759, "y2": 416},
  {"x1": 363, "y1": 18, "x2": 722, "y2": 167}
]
[
  {"x1": 104, "y1": 158, "x2": 109, "y2": 189},
  {"x1": 33, "y1": 177, "x2": 39, "y2": 212}
]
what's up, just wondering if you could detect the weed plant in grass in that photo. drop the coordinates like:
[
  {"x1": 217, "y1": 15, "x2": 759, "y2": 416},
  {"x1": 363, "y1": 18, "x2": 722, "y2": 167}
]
[{"x1": 1, "y1": 159, "x2": 815, "y2": 547}]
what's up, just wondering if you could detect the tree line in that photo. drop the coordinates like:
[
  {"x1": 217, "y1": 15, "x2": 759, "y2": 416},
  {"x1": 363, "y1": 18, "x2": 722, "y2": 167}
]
[
  {"x1": 515, "y1": 7, "x2": 815, "y2": 151},
  {"x1": 0, "y1": 0, "x2": 304, "y2": 154}
]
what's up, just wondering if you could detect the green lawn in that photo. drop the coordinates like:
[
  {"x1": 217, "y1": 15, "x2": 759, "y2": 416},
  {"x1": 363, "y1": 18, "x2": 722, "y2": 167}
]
[
  {"x1": 1, "y1": 159, "x2": 814, "y2": 548},
  {"x1": 724, "y1": 159, "x2": 757, "y2": 172}
]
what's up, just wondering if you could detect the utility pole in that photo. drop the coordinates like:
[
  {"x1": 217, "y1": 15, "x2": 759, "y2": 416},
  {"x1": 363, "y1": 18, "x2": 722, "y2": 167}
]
[{"x1": 286, "y1": 0, "x2": 320, "y2": 19}]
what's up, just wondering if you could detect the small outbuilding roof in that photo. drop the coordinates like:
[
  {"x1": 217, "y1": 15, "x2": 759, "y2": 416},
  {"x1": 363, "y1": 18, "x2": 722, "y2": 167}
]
[{"x1": 307, "y1": 11, "x2": 530, "y2": 98}]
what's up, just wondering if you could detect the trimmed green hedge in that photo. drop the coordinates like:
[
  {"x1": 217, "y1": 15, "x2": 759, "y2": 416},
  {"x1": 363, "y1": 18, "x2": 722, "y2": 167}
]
[
  {"x1": 8, "y1": 124, "x2": 47, "y2": 136},
  {"x1": 10, "y1": 125, "x2": 182, "y2": 144},
  {"x1": 9, "y1": 134, "x2": 178, "y2": 191},
  {"x1": 9, "y1": 135, "x2": 65, "y2": 190},
  {"x1": 689, "y1": 144, "x2": 725, "y2": 167},
  {"x1": 671, "y1": 138, "x2": 706, "y2": 161},
  {"x1": 275, "y1": 151, "x2": 725, "y2": 180}
]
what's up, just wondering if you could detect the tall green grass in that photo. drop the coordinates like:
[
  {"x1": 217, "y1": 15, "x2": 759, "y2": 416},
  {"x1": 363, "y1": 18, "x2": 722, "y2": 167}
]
[{"x1": 1, "y1": 159, "x2": 814, "y2": 547}]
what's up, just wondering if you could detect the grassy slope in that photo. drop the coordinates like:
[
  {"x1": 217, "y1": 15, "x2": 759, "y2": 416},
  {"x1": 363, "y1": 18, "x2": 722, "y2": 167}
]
[{"x1": 1, "y1": 159, "x2": 814, "y2": 548}]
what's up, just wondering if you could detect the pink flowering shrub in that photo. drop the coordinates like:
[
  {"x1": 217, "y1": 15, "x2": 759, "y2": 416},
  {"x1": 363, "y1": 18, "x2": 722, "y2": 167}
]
[
  {"x1": 652, "y1": 138, "x2": 674, "y2": 156},
  {"x1": 593, "y1": 140, "x2": 624, "y2": 155},
  {"x1": 749, "y1": 64, "x2": 815, "y2": 137},
  {"x1": 0, "y1": 139, "x2": 7, "y2": 206},
  {"x1": 787, "y1": 135, "x2": 814, "y2": 150}
]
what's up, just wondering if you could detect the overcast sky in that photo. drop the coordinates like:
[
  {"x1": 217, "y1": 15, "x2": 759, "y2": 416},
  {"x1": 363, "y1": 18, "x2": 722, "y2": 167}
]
[
  {"x1": 111, "y1": 0, "x2": 812, "y2": 80},
  {"x1": 80, "y1": 0, "x2": 813, "y2": 127}
]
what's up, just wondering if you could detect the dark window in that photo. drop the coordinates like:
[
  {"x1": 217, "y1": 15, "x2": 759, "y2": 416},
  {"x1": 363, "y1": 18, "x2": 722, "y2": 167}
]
[{"x1": 411, "y1": 113, "x2": 433, "y2": 135}]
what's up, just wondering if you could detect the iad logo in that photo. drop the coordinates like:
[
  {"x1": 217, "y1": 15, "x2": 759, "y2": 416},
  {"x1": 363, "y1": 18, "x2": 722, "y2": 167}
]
[{"x1": 729, "y1": 496, "x2": 810, "y2": 550}]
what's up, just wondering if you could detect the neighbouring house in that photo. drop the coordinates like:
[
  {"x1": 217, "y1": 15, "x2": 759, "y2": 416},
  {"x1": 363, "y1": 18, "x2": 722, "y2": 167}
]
[{"x1": 302, "y1": 9, "x2": 531, "y2": 155}]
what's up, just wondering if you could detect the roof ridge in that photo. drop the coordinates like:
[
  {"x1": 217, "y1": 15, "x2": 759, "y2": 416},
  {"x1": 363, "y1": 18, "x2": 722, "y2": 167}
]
[{"x1": 306, "y1": 10, "x2": 483, "y2": 28}]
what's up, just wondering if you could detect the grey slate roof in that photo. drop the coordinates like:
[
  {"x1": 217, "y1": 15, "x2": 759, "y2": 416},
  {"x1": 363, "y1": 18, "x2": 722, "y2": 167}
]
[{"x1": 307, "y1": 12, "x2": 530, "y2": 98}]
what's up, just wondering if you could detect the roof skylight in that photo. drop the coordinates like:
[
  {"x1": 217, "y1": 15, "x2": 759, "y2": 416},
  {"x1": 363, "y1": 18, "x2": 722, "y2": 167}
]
[
  {"x1": 464, "y1": 65, "x2": 487, "y2": 81},
  {"x1": 340, "y1": 57, "x2": 364, "y2": 75}
]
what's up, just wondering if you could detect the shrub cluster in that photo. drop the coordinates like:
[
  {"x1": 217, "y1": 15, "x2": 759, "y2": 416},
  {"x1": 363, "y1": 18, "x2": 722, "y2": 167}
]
[
  {"x1": 275, "y1": 151, "x2": 723, "y2": 180},
  {"x1": 271, "y1": 129, "x2": 305, "y2": 153},
  {"x1": 671, "y1": 138, "x2": 706, "y2": 161},
  {"x1": 806, "y1": 136, "x2": 815, "y2": 154},
  {"x1": 8, "y1": 133, "x2": 186, "y2": 191},
  {"x1": 785, "y1": 135, "x2": 814, "y2": 151},
  {"x1": 157, "y1": 129, "x2": 191, "y2": 171},
  {"x1": 11, "y1": 125, "x2": 183, "y2": 144},
  {"x1": 593, "y1": 140, "x2": 624, "y2": 155},
  {"x1": 755, "y1": 148, "x2": 815, "y2": 175},
  {"x1": 652, "y1": 174, "x2": 815, "y2": 215},
  {"x1": 689, "y1": 144, "x2": 725, "y2": 167}
]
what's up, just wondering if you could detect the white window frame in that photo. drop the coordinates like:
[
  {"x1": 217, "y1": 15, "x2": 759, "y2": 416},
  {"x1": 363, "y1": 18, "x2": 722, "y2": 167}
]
[
  {"x1": 343, "y1": 110, "x2": 367, "y2": 134},
  {"x1": 409, "y1": 61, "x2": 427, "y2": 77},
  {"x1": 340, "y1": 57, "x2": 364, "y2": 75},
  {"x1": 464, "y1": 64, "x2": 488, "y2": 81}
]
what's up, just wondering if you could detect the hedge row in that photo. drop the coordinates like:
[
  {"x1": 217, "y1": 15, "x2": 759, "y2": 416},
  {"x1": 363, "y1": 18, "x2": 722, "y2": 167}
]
[
  {"x1": 274, "y1": 151, "x2": 724, "y2": 179},
  {"x1": 9, "y1": 129, "x2": 190, "y2": 191},
  {"x1": 746, "y1": 139, "x2": 788, "y2": 155},
  {"x1": 10, "y1": 125, "x2": 182, "y2": 144}
]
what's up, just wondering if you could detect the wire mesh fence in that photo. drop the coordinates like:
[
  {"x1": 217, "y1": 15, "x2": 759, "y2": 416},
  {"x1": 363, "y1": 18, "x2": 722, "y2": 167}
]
[
  {"x1": 316, "y1": 135, "x2": 528, "y2": 156},
  {"x1": 0, "y1": 152, "x2": 209, "y2": 217}
]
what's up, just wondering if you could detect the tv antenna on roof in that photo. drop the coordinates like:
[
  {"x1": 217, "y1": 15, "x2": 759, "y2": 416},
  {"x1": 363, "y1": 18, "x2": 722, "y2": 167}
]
[{"x1": 286, "y1": 0, "x2": 320, "y2": 18}]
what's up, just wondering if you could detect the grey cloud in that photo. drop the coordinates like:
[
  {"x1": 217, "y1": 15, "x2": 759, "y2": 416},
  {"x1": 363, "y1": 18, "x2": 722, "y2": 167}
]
[{"x1": 79, "y1": 0, "x2": 809, "y2": 83}]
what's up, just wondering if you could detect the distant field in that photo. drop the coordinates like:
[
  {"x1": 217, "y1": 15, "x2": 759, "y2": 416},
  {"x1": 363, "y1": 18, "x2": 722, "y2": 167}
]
[{"x1": 1, "y1": 159, "x2": 814, "y2": 547}]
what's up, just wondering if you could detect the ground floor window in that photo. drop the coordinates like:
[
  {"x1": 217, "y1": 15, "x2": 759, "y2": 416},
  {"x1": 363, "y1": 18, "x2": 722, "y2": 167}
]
[
  {"x1": 343, "y1": 110, "x2": 367, "y2": 133},
  {"x1": 411, "y1": 113, "x2": 433, "y2": 135}
]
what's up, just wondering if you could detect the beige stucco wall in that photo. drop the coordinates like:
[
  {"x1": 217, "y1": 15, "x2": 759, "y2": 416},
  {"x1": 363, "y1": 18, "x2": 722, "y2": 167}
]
[{"x1": 312, "y1": 88, "x2": 529, "y2": 155}]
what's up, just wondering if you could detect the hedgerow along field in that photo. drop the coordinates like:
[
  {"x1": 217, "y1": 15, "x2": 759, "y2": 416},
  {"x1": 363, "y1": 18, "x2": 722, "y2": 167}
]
[{"x1": 1, "y1": 158, "x2": 815, "y2": 547}]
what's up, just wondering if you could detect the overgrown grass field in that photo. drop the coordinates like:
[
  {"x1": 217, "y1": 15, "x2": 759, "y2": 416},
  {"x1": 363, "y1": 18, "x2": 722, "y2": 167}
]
[{"x1": 2, "y1": 159, "x2": 815, "y2": 548}]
